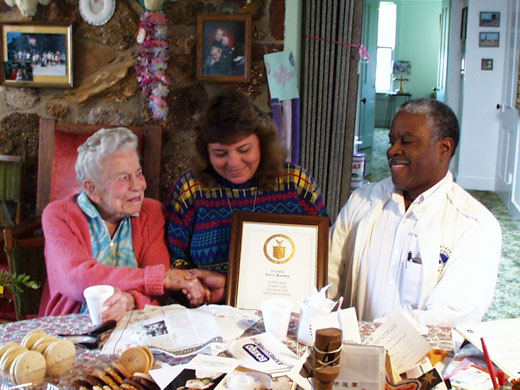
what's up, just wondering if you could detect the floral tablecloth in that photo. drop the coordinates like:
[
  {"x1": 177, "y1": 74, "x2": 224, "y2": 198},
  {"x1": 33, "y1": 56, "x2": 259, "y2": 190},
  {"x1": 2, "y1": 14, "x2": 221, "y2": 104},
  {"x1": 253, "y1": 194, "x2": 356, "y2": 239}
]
[{"x1": 0, "y1": 312, "x2": 454, "y2": 389}]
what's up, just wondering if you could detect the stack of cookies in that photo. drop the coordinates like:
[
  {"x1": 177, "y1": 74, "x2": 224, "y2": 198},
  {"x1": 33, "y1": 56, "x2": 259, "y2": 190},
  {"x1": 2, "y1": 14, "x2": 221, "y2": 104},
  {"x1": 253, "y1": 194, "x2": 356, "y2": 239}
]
[
  {"x1": 73, "y1": 346, "x2": 159, "y2": 390},
  {"x1": 0, "y1": 329, "x2": 76, "y2": 385}
]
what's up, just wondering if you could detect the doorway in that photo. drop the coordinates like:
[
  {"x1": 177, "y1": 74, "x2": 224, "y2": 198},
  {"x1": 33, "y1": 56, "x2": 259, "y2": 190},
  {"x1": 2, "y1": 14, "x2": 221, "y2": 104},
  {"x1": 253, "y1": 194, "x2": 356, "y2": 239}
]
[{"x1": 357, "y1": 0, "x2": 447, "y2": 179}]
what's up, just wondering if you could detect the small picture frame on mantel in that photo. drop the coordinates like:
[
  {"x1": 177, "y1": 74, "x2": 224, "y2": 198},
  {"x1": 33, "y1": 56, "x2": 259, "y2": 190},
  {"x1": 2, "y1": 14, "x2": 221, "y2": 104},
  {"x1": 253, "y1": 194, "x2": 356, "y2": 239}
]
[{"x1": 1, "y1": 22, "x2": 73, "y2": 88}]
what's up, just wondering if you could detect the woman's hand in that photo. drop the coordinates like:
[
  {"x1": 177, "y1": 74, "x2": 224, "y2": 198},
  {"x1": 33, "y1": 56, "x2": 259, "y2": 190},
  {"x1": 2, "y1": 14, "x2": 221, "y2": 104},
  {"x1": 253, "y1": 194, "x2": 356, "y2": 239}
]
[
  {"x1": 99, "y1": 288, "x2": 135, "y2": 323},
  {"x1": 185, "y1": 269, "x2": 226, "y2": 304},
  {"x1": 164, "y1": 269, "x2": 210, "y2": 307}
]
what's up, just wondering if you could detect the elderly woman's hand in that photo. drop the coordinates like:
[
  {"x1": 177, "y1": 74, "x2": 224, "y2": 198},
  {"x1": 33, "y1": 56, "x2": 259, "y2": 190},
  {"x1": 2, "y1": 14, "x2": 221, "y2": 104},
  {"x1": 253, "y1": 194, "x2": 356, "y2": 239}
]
[
  {"x1": 99, "y1": 288, "x2": 135, "y2": 323},
  {"x1": 164, "y1": 269, "x2": 210, "y2": 307}
]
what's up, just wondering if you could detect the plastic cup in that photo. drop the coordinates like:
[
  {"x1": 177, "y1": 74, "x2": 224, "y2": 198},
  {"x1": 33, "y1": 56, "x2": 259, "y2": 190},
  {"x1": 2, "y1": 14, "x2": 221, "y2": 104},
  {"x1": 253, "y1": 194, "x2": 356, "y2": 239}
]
[
  {"x1": 83, "y1": 285, "x2": 114, "y2": 325},
  {"x1": 261, "y1": 298, "x2": 293, "y2": 340}
]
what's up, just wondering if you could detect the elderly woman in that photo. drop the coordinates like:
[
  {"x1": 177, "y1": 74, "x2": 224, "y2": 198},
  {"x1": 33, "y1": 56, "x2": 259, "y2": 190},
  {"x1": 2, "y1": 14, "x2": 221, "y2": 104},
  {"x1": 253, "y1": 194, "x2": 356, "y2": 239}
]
[
  {"x1": 165, "y1": 90, "x2": 328, "y2": 274},
  {"x1": 40, "y1": 127, "x2": 225, "y2": 322}
]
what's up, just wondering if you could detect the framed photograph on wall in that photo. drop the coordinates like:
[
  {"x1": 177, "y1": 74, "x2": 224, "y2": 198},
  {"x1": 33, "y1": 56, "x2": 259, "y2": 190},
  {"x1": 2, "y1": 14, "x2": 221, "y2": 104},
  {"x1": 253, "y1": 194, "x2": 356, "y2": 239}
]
[
  {"x1": 481, "y1": 58, "x2": 493, "y2": 71},
  {"x1": 226, "y1": 212, "x2": 329, "y2": 310},
  {"x1": 196, "y1": 14, "x2": 251, "y2": 83},
  {"x1": 479, "y1": 32, "x2": 500, "y2": 48},
  {"x1": 1, "y1": 23, "x2": 73, "y2": 88},
  {"x1": 480, "y1": 11, "x2": 500, "y2": 27}
]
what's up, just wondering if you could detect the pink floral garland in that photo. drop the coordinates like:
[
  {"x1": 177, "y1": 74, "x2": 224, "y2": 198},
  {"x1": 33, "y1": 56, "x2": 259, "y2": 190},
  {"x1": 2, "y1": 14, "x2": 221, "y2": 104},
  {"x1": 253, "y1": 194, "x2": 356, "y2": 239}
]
[{"x1": 135, "y1": 11, "x2": 170, "y2": 119}]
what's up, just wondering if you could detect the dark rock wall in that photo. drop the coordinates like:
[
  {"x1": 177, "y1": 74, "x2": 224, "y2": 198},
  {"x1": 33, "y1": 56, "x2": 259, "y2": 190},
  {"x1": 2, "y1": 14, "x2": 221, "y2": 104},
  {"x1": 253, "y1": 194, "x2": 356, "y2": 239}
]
[{"x1": 0, "y1": 0, "x2": 284, "y2": 218}]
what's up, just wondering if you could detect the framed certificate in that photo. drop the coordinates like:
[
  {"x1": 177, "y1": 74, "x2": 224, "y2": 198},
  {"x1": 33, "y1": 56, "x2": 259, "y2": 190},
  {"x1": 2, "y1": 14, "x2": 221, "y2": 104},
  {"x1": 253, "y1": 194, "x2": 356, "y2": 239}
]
[{"x1": 226, "y1": 212, "x2": 329, "y2": 310}]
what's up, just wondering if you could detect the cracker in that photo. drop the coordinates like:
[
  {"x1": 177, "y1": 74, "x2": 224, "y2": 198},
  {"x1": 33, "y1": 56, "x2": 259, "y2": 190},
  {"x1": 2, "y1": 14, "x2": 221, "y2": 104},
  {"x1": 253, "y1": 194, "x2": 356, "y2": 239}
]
[
  {"x1": 12, "y1": 350, "x2": 46, "y2": 385},
  {"x1": 119, "y1": 347, "x2": 150, "y2": 375},
  {"x1": 44, "y1": 339, "x2": 76, "y2": 376}
]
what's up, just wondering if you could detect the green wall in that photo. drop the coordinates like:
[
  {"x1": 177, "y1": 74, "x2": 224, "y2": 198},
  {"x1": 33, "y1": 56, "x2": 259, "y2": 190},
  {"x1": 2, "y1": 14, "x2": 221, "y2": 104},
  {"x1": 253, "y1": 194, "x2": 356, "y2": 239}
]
[
  {"x1": 375, "y1": 0, "x2": 442, "y2": 127},
  {"x1": 394, "y1": 0, "x2": 441, "y2": 99}
]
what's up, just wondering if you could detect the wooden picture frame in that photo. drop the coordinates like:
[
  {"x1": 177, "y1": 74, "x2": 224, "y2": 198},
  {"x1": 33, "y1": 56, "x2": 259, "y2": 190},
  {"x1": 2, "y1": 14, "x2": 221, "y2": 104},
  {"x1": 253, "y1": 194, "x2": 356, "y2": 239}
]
[
  {"x1": 196, "y1": 14, "x2": 251, "y2": 83},
  {"x1": 480, "y1": 11, "x2": 500, "y2": 27},
  {"x1": 479, "y1": 32, "x2": 500, "y2": 48},
  {"x1": 1, "y1": 23, "x2": 73, "y2": 88},
  {"x1": 226, "y1": 212, "x2": 329, "y2": 310},
  {"x1": 460, "y1": 7, "x2": 468, "y2": 40}
]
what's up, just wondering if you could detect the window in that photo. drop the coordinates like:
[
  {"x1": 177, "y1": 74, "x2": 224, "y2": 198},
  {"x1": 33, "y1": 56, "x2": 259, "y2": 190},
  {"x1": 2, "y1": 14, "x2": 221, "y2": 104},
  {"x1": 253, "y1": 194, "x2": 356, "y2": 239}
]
[{"x1": 375, "y1": 2, "x2": 397, "y2": 92}]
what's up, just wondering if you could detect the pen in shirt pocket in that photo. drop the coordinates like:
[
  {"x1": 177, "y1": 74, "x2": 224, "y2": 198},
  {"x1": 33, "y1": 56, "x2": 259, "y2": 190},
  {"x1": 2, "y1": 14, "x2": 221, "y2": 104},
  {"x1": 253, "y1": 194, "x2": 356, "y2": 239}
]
[{"x1": 407, "y1": 251, "x2": 422, "y2": 264}]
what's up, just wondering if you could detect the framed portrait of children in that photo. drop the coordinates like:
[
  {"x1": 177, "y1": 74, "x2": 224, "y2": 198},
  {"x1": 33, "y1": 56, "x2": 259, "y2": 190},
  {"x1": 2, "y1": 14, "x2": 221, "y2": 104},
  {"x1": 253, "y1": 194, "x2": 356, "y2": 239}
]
[
  {"x1": 196, "y1": 14, "x2": 251, "y2": 83},
  {"x1": 1, "y1": 23, "x2": 73, "y2": 88},
  {"x1": 226, "y1": 212, "x2": 329, "y2": 311}
]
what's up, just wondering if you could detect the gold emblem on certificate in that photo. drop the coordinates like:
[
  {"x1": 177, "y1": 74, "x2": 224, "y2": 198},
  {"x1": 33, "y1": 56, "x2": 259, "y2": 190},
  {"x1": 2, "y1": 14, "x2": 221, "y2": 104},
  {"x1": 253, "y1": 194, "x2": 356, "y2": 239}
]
[{"x1": 263, "y1": 234, "x2": 295, "y2": 264}]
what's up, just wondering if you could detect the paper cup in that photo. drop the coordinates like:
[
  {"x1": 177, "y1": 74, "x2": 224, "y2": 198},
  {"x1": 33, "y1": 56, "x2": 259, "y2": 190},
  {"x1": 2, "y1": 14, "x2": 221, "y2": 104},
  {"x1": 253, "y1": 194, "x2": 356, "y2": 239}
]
[
  {"x1": 83, "y1": 285, "x2": 114, "y2": 325},
  {"x1": 261, "y1": 298, "x2": 293, "y2": 340},
  {"x1": 297, "y1": 300, "x2": 334, "y2": 346}
]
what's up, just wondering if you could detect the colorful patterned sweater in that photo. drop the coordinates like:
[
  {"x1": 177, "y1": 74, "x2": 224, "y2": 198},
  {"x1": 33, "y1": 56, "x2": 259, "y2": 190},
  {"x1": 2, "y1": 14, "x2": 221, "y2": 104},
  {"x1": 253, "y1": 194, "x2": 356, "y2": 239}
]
[{"x1": 165, "y1": 163, "x2": 329, "y2": 273}]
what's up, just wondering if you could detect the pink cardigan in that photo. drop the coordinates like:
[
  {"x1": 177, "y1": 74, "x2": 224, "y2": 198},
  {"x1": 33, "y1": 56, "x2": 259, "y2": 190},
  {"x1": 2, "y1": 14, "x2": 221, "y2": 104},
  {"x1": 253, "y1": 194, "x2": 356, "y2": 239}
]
[{"x1": 39, "y1": 194, "x2": 169, "y2": 317}]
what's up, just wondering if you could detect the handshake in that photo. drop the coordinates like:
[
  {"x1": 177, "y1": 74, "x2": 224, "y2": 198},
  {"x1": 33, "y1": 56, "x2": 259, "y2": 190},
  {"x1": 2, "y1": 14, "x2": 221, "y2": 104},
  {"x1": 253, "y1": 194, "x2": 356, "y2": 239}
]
[{"x1": 164, "y1": 268, "x2": 226, "y2": 307}]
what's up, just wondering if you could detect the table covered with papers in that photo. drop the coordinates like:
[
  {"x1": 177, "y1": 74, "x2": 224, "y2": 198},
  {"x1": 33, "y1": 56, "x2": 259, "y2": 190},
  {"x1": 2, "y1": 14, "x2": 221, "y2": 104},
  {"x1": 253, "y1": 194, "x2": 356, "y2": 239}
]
[{"x1": 0, "y1": 305, "x2": 455, "y2": 390}]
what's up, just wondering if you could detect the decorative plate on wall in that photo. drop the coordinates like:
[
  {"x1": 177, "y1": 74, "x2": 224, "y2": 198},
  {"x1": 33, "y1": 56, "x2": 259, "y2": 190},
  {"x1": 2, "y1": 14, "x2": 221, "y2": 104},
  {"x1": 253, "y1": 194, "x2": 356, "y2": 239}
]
[{"x1": 79, "y1": 0, "x2": 116, "y2": 26}]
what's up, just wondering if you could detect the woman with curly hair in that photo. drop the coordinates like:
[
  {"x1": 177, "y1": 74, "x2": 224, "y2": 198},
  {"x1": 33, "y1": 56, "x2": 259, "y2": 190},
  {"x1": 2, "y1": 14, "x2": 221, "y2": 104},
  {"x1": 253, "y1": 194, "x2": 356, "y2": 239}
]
[{"x1": 165, "y1": 90, "x2": 328, "y2": 276}]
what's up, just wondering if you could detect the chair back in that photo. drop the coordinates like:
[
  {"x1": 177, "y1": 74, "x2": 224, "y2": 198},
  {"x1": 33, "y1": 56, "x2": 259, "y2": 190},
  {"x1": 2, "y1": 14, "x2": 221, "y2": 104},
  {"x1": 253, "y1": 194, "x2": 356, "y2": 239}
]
[
  {"x1": 0, "y1": 155, "x2": 24, "y2": 224},
  {"x1": 37, "y1": 119, "x2": 162, "y2": 214},
  {"x1": 3, "y1": 227, "x2": 46, "y2": 320}
]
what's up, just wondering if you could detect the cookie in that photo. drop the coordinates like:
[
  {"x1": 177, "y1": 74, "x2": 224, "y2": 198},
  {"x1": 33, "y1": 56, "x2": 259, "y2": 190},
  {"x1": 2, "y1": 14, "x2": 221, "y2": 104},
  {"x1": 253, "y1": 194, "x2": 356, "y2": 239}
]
[
  {"x1": 124, "y1": 378, "x2": 146, "y2": 390},
  {"x1": 119, "y1": 347, "x2": 150, "y2": 375},
  {"x1": 85, "y1": 375, "x2": 107, "y2": 388},
  {"x1": 105, "y1": 367, "x2": 124, "y2": 385},
  {"x1": 93, "y1": 369, "x2": 120, "y2": 390},
  {"x1": 140, "y1": 347, "x2": 154, "y2": 371},
  {"x1": 132, "y1": 376, "x2": 160, "y2": 390},
  {"x1": 31, "y1": 335, "x2": 58, "y2": 352},
  {"x1": 1, "y1": 345, "x2": 27, "y2": 375},
  {"x1": 73, "y1": 379, "x2": 94, "y2": 390},
  {"x1": 21, "y1": 329, "x2": 48, "y2": 349},
  {"x1": 111, "y1": 361, "x2": 131, "y2": 380},
  {"x1": 0, "y1": 342, "x2": 20, "y2": 358},
  {"x1": 44, "y1": 339, "x2": 76, "y2": 376},
  {"x1": 120, "y1": 383, "x2": 138, "y2": 390},
  {"x1": 11, "y1": 350, "x2": 46, "y2": 385}
]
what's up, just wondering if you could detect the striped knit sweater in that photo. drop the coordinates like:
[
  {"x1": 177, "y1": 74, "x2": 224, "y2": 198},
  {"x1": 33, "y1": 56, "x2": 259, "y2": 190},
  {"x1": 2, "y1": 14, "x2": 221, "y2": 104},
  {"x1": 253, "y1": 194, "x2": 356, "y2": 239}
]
[{"x1": 165, "y1": 163, "x2": 328, "y2": 273}]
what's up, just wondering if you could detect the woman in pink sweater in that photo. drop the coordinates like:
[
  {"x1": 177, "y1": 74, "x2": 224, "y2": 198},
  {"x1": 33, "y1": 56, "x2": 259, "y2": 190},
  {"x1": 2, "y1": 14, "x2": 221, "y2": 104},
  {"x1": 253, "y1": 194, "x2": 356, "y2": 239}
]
[{"x1": 40, "y1": 128, "x2": 225, "y2": 322}]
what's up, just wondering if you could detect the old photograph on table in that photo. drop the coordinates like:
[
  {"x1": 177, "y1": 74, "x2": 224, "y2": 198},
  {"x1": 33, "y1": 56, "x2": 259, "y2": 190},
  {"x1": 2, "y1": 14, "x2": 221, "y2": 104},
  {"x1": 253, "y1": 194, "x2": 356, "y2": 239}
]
[
  {"x1": 226, "y1": 212, "x2": 328, "y2": 310},
  {"x1": 1, "y1": 23, "x2": 73, "y2": 88}
]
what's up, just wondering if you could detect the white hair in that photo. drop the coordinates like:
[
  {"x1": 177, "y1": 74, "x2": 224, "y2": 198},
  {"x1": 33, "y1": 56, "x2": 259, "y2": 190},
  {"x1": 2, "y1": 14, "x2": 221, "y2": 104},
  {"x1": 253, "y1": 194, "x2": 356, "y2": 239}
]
[{"x1": 75, "y1": 127, "x2": 139, "y2": 185}]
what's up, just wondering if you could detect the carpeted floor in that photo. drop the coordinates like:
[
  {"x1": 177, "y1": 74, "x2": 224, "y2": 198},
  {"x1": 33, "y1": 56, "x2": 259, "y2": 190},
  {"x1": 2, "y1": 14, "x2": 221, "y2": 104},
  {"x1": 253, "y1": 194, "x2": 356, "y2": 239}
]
[{"x1": 363, "y1": 128, "x2": 520, "y2": 320}]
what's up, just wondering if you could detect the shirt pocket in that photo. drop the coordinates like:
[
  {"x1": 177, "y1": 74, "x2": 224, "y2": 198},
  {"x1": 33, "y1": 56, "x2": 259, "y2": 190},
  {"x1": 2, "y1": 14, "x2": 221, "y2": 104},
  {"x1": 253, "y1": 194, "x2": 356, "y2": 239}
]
[{"x1": 400, "y1": 259, "x2": 423, "y2": 309}]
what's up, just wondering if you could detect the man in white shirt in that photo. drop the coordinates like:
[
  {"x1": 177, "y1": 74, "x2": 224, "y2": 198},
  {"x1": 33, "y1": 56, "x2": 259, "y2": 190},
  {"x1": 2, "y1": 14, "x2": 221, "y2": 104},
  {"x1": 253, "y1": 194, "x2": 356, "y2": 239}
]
[{"x1": 328, "y1": 99, "x2": 502, "y2": 327}]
